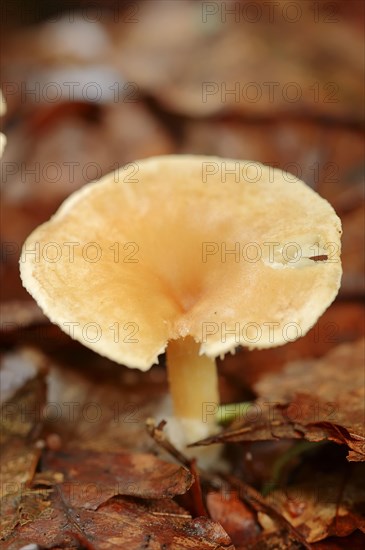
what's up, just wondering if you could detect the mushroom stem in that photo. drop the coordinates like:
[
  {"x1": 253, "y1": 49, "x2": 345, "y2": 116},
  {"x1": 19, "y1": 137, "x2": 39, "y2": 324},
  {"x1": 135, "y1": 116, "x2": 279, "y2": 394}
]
[{"x1": 166, "y1": 336, "x2": 219, "y2": 444}]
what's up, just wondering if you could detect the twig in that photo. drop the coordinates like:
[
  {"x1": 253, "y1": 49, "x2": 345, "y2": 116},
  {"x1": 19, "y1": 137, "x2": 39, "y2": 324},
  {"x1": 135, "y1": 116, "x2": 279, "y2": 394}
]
[
  {"x1": 146, "y1": 418, "x2": 191, "y2": 468},
  {"x1": 146, "y1": 418, "x2": 207, "y2": 517}
]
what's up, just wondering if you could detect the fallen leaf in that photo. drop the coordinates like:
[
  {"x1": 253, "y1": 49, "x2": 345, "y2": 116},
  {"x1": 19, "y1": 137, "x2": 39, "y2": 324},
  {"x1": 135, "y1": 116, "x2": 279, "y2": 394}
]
[
  {"x1": 197, "y1": 340, "x2": 365, "y2": 460},
  {"x1": 2, "y1": 490, "x2": 234, "y2": 550},
  {"x1": 223, "y1": 475, "x2": 311, "y2": 549},
  {"x1": 0, "y1": 349, "x2": 49, "y2": 540},
  {"x1": 263, "y1": 465, "x2": 365, "y2": 543},
  {"x1": 206, "y1": 490, "x2": 259, "y2": 545},
  {"x1": 255, "y1": 339, "x2": 365, "y2": 459},
  {"x1": 42, "y1": 448, "x2": 193, "y2": 509},
  {"x1": 0, "y1": 442, "x2": 42, "y2": 540}
]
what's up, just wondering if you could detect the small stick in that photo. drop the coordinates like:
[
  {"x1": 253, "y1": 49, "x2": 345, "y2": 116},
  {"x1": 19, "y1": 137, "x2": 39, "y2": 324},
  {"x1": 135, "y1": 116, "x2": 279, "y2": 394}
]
[{"x1": 146, "y1": 419, "x2": 207, "y2": 517}]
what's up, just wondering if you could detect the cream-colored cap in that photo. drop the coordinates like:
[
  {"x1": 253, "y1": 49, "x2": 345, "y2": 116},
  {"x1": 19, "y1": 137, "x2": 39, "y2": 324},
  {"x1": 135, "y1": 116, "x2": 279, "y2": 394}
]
[{"x1": 20, "y1": 156, "x2": 342, "y2": 370}]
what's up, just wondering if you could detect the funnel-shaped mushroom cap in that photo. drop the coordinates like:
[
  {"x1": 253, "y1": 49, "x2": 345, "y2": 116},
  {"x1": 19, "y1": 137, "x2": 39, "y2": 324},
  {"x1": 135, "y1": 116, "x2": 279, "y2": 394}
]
[{"x1": 20, "y1": 156, "x2": 342, "y2": 370}]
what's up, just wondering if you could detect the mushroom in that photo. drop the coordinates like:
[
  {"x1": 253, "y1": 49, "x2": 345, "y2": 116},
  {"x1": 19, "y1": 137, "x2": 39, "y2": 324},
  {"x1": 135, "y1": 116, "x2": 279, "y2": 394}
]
[{"x1": 20, "y1": 155, "x2": 342, "y2": 453}]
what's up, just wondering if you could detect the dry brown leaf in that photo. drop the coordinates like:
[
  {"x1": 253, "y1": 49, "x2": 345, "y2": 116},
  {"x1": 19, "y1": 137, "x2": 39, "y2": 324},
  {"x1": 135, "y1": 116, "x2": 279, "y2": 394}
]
[
  {"x1": 0, "y1": 443, "x2": 42, "y2": 540},
  {"x1": 0, "y1": 349, "x2": 49, "y2": 539},
  {"x1": 42, "y1": 448, "x2": 193, "y2": 508},
  {"x1": 262, "y1": 466, "x2": 365, "y2": 543},
  {"x1": 2, "y1": 490, "x2": 234, "y2": 550},
  {"x1": 197, "y1": 340, "x2": 365, "y2": 460},
  {"x1": 206, "y1": 489, "x2": 260, "y2": 546},
  {"x1": 255, "y1": 339, "x2": 365, "y2": 459}
]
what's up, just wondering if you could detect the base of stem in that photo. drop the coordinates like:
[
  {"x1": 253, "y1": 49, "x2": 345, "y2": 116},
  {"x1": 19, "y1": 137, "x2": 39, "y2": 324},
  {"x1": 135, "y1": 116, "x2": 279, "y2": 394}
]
[
  {"x1": 155, "y1": 394, "x2": 224, "y2": 469},
  {"x1": 164, "y1": 415, "x2": 223, "y2": 469}
]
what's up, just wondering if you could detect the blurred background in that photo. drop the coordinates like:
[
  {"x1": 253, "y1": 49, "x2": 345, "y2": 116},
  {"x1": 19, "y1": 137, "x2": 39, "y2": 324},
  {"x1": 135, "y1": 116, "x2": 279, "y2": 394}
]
[{"x1": 0, "y1": 0, "x2": 364, "y2": 419}]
